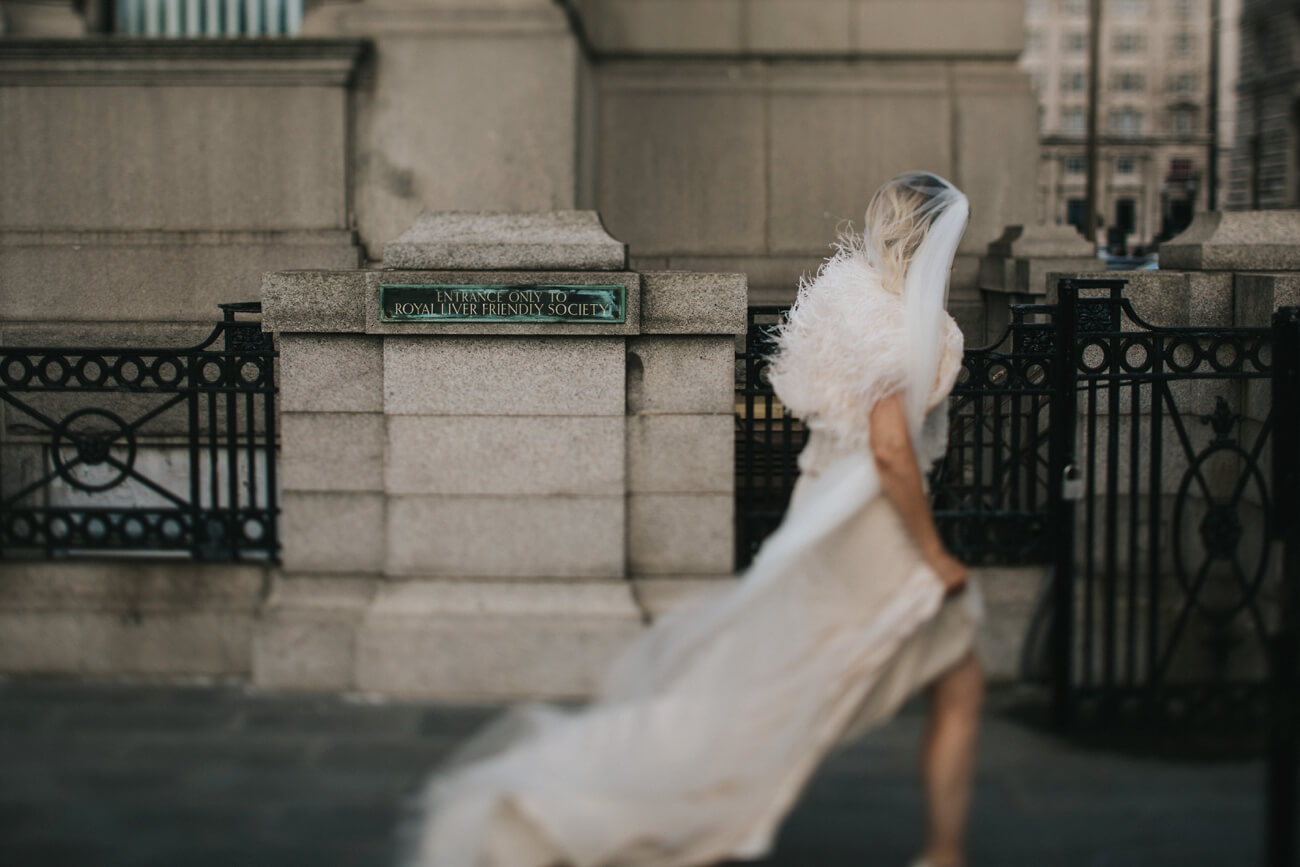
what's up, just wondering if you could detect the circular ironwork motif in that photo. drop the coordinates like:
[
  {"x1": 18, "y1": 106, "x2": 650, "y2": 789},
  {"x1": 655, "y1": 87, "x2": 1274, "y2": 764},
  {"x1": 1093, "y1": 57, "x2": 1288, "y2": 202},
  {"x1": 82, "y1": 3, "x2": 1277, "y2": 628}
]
[
  {"x1": 151, "y1": 357, "x2": 184, "y2": 387},
  {"x1": 7, "y1": 514, "x2": 33, "y2": 544},
  {"x1": 1079, "y1": 338, "x2": 1111, "y2": 373},
  {"x1": 238, "y1": 360, "x2": 265, "y2": 388},
  {"x1": 2, "y1": 356, "x2": 31, "y2": 387},
  {"x1": 242, "y1": 516, "x2": 266, "y2": 543},
  {"x1": 160, "y1": 517, "x2": 185, "y2": 543},
  {"x1": 1166, "y1": 338, "x2": 1204, "y2": 373},
  {"x1": 114, "y1": 355, "x2": 145, "y2": 386},
  {"x1": 85, "y1": 515, "x2": 109, "y2": 541},
  {"x1": 75, "y1": 355, "x2": 109, "y2": 387},
  {"x1": 51, "y1": 408, "x2": 136, "y2": 493},
  {"x1": 38, "y1": 356, "x2": 68, "y2": 387},
  {"x1": 1248, "y1": 340, "x2": 1271, "y2": 374},
  {"x1": 1119, "y1": 336, "x2": 1151, "y2": 373},
  {"x1": 1172, "y1": 443, "x2": 1271, "y2": 622},
  {"x1": 198, "y1": 358, "x2": 225, "y2": 386},
  {"x1": 1209, "y1": 339, "x2": 1240, "y2": 373},
  {"x1": 122, "y1": 516, "x2": 148, "y2": 543},
  {"x1": 48, "y1": 515, "x2": 70, "y2": 541}
]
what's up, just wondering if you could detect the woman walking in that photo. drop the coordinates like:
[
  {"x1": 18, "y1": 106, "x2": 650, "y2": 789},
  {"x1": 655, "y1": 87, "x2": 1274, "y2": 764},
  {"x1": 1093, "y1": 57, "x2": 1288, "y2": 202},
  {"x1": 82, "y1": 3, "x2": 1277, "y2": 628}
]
[{"x1": 404, "y1": 171, "x2": 985, "y2": 867}]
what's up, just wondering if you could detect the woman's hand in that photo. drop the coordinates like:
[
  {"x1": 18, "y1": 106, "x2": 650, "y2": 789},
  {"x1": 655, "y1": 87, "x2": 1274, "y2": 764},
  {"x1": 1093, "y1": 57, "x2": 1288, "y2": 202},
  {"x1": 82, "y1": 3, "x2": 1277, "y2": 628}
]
[{"x1": 924, "y1": 544, "x2": 969, "y2": 597}]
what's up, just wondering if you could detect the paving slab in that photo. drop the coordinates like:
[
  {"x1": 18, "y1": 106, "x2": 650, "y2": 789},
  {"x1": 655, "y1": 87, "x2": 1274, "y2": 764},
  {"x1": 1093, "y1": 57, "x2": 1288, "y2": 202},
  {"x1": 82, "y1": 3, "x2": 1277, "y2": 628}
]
[{"x1": 0, "y1": 677, "x2": 1265, "y2": 867}]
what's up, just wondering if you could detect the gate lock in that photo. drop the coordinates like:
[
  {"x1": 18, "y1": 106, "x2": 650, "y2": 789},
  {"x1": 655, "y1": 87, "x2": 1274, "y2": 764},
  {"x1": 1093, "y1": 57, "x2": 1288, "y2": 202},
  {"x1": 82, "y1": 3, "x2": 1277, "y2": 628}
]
[{"x1": 1062, "y1": 464, "x2": 1085, "y2": 501}]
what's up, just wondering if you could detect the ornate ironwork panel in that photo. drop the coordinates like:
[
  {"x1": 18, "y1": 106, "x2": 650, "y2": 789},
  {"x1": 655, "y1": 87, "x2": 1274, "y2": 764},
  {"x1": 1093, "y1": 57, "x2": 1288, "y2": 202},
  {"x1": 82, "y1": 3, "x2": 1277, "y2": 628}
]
[
  {"x1": 1053, "y1": 279, "x2": 1281, "y2": 729},
  {"x1": 0, "y1": 303, "x2": 278, "y2": 562},
  {"x1": 930, "y1": 306, "x2": 1056, "y2": 565}
]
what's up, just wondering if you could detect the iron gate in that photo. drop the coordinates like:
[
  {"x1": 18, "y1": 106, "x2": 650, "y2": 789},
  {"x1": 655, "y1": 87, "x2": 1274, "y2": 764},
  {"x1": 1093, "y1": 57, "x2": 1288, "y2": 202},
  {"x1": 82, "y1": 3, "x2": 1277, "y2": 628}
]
[
  {"x1": 0, "y1": 303, "x2": 279, "y2": 562},
  {"x1": 1046, "y1": 279, "x2": 1299, "y2": 867},
  {"x1": 1048, "y1": 279, "x2": 1286, "y2": 729}
]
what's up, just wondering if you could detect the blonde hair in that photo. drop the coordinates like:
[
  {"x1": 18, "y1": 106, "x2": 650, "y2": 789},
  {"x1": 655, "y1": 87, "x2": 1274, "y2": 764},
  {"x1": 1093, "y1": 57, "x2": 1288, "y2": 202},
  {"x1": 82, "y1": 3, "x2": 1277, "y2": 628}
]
[{"x1": 862, "y1": 173, "x2": 951, "y2": 294}]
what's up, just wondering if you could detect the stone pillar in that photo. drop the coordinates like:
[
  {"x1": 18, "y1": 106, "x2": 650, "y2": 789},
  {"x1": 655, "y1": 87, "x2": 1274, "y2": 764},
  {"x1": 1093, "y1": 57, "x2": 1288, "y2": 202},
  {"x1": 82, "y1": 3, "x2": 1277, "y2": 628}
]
[
  {"x1": 978, "y1": 224, "x2": 1098, "y2": 346},
  {"x1": 256, "y1": 211, "x2": 745, "y2": 699},
  {"x1": 302, "y1": 0, "x2": 580, "y2": 262}
]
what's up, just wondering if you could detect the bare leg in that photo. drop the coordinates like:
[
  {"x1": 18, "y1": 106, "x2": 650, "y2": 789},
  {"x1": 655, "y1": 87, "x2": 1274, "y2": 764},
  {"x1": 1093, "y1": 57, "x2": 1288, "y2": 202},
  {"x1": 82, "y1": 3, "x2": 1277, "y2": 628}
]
[{"x1": 920, "y1": 651, "x2": 984, "y2": 867}]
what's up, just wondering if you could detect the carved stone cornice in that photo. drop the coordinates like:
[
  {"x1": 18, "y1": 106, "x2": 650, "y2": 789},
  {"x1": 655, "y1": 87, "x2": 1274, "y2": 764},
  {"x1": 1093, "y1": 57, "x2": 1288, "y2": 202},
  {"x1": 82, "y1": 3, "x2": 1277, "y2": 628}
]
[{"x1": 0, "y1": 38, "x2": 369, "y2": 86}]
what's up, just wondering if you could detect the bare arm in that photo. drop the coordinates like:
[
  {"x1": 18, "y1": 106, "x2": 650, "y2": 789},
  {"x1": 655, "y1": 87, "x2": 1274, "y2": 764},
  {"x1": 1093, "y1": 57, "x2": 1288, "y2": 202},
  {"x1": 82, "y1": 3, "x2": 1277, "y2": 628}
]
[{"x1": 868, "y1": 393, "x2": 968, "y2": 595}]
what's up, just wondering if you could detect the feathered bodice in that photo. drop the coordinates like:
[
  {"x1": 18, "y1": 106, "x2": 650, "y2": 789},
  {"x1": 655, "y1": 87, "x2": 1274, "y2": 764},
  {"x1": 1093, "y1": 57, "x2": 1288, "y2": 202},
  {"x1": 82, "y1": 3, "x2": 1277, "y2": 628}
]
[{"x1": 766, "y1": 245, "x2": 964, "y2": 470}]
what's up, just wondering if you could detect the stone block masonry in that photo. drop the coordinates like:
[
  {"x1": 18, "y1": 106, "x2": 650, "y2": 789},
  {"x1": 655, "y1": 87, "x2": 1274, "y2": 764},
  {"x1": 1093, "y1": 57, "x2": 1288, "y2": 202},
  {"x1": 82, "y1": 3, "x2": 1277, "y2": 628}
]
[{"x1": 258, "y1": 211, "x2": 746, "y2": 698}]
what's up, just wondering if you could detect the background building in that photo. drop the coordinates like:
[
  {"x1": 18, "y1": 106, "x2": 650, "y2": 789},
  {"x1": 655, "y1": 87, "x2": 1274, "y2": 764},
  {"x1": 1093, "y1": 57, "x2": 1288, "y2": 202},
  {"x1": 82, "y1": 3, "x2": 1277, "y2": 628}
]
[
  {"x1": 1020, "y1": 0, "x2": 1239, "y2": 252},
  {"x1": 1228, "y1": 0, "x2": 1300, "y2": 208}
]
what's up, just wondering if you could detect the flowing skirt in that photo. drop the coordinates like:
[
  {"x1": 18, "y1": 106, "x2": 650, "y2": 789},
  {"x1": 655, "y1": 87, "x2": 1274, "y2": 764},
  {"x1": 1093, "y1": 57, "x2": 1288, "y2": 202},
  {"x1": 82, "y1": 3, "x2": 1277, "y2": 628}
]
[{"x1": 404, "y1": 451, "x2": 982, "y2": 867}]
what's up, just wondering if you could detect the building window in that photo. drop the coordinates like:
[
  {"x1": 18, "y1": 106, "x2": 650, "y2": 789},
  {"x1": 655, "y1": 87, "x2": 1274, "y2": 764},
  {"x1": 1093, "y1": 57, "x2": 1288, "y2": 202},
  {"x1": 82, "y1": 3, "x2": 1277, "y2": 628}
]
[
  {"x1": 1062, "y1": 71, "x2": 1087, "y2": 93},
  {"x1": 1115, "y1": 198, "x2": 1137, "y2": 234},
  {"x1": 1062, "y1": 0, "x2": 1087, "y2": 15},
  {"x1": 1172, "y1": 0, "x2": 1194, "y2": 20},
  {"x1": 1172, "y1": 32, "x2": 1195, "y2": 57},
  {"x1": 1063, "y1": 107, "x2": 1087, "y2": 133},
  {"x1": 1171, "y1": 108, "x2": 1197, "y2": 134},
  {"x1": 1111, "y1": 72, "x2": 1146, "y2": 92},
  {"x1": 1063, "y1": 31, "x2": 1087, "y2": 52},
  {"x1": 1026, "y1": 0, "x2": 1047, "y2": 14},
  {"x1": 1066, "y1": 155, "x2": 1087, "y2": 174},
  {"x1": 1111, "y1": 0, "x2": 1147, "y2": 15},
  {"x1": 1067, "y1": 198, "x2": 1087, "y2": 231},
  {"x1": 1116, "y1": 155, "x2": 1137, "y2": 174},
  {"x1": 1168, "y1": 73, "x2": 1197, "y2": 94},
  {"x1": 1167, "y1": 157, "x2": 1197, "y2": 181},
  {"x1": 1025, "y1": 30, "x2": 1044, "y2": 53},
  {"x1": 1109, "y1": 108, "x2": 1143, "y2": 134},
  {"x1": 116, "y1": 0, "x2": 303, "y2": 35},
  {"x1": 1113, "y1": 32, "x2": 1145, "y2": 52}
]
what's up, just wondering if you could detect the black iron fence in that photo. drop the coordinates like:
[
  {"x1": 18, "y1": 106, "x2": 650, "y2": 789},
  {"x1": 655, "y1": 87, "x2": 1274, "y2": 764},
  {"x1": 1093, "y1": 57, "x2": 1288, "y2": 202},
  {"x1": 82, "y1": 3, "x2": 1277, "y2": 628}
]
[
  {"x1": 0, "y1": 303, "x2": 278, "y2": 562},
  {"x1": 931, "y1": 305, "x2": 1056, "y2": 565},
  {"x1": 734, "y1": 306, "x2": 806, "y2": 567}
]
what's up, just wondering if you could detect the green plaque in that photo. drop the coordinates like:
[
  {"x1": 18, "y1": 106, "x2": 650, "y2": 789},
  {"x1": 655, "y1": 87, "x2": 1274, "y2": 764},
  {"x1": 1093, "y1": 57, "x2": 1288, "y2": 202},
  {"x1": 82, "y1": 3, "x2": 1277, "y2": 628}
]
[{"x1": 380, "y1": 284, "x2": 626, "y2": 324}]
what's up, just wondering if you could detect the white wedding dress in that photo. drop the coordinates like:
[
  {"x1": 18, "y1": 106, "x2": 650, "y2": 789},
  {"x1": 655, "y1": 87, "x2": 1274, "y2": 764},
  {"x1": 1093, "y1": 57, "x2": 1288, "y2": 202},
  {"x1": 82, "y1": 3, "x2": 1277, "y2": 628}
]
[{"x1": 405, "y1": 206, "x2": 982, "y2": 867}]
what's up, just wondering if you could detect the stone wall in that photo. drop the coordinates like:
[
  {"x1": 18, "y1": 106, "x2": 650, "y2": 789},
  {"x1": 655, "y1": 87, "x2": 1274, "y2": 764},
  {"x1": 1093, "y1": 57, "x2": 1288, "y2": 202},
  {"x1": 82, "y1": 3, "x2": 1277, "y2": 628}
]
[
  {"x1": 571, "y1": 0, "x2": 1038, "y2": 338},
  {"x1": 590, "y1": 57, "x2": 1038, "y2": 337},
  {"x1": 0, "y1": 41, "x2": 365, "y2": 346}
]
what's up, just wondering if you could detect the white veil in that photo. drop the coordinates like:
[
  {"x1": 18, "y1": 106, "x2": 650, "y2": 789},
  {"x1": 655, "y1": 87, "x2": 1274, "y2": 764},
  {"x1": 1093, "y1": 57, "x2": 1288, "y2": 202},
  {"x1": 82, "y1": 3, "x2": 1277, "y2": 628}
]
[{"x1": 897, "y1": 173, "x2": 970, "y2": 463}]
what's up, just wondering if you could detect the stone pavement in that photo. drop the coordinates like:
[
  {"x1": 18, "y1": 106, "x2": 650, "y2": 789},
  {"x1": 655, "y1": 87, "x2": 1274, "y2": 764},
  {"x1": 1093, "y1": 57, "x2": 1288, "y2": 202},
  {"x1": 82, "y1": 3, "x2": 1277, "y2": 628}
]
[{"x1": 0, "y1": 677, "x2": 1263, "y2": 867}]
